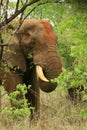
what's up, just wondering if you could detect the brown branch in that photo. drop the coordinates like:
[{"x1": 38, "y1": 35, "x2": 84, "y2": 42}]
[
  {"x1": 24, "y1": 1, "x2": 56, "y2": 19},
  {"x1": 0, "y1": 20, "x2": 22, "y2": 59},
  {"x1": 0, "y1": 31, "x2": 4, "y2": 59},
  {"x1": 0, "y1": 0, "x2": 3, "y2": 7},
  {"x1": 4, "y1": 0, "x2": 9, "y2": 23},
  {"x1": 0, "y1": 0, "x2": 3, "y2": 15},
  {"x1": 0, "y1": 20, "x2": 22, "y2": 47},
  {"x1": 0, "y1": 44, "x2": 8, "y2": 46},
  {"x1": 0, "y1": 0, "x2": 39, "y2": 28},
  {"x1": 0, "y1": 0, "x2": 61, "y2": 29},
  {"x1": 15, "y1": 0, "x2": 20, "y2": 12}
]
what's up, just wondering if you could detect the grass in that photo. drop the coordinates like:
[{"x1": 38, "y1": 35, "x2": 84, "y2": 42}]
[{"x1": 0, "y1": 87, "x2": 87, "y2": 130}]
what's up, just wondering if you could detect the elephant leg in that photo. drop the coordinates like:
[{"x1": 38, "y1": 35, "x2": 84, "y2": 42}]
[
  {"x1": 24, "y1": 66, "x2": 40, "y2": 120},
  {"x1": 31, "y1": 67, "x2": 40, "y2": 119}
]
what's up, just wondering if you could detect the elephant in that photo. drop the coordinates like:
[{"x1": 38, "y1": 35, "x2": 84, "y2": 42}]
[{"x1": 0, "y1": 19, "x2": 62, "y2": 119}]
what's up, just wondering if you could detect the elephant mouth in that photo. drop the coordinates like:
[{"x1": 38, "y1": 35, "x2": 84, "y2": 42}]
[
  {"x1": 36, "y1": 66, "x2": 66, "y2": 82},
  {"x1": 36, "y1": 65, "x2": 65, "y2": 92},
  {"x1": 36, "y1": 65, "x2": 57, "y2": 92}
]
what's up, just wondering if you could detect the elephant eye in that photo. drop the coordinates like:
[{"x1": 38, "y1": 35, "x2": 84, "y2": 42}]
[
  {"x1": 25, "y1": 33, "x2": 30, "y2": 36},
  {"x1": 24, "y1": 33, "x2": 31, "y2": 39},
  {"x1": 20, "y1": 33, "x2": 30, "y2": 40}
]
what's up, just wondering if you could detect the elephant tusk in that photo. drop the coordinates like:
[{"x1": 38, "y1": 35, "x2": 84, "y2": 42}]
[
  {"x1": 62, "y1": 67, "x2": 66, "y2": 72},
  {"x1": 36, "y1": 65, "x2": 49, "y2": 82}
]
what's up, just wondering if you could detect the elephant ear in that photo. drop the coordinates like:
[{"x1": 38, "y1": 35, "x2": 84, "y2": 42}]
[
  {"x1": 3, "y1": 44, "x2": 26, "y2": 72},
  {"x1": 13, "y1": 33, "x2": 20, "y2": 44}
]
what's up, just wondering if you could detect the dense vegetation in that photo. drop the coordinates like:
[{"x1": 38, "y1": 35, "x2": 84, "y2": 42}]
[
  {"x1": 0, "y1": 0, "x2": 87, "y2": 129},
  {"x1": 30, "y1": 0, "x2": 87, "y2": 104}
]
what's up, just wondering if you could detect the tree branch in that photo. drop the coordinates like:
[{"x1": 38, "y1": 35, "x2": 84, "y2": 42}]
[
  {"x1": 15, "y1": 0, "x2": 20, "y2": 12},
  {"x1": 0, "y1": 0, "x2": 61, "y2": 29},
  {"x1": 4, "y1": 0, "x2": 9, "y2": 23},
  {"x1": 24, "y1": 1, "x2": 57, "y2": 19},
  {"x1": 0, "y1": 0, "x2": 39, "y2": 28}
]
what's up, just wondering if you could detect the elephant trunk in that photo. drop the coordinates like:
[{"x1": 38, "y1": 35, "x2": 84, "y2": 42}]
[
  {"x1": 37, "y1": 50, "x2": 62, "y2": 92},
  {"x1": 44, "y1": 51, "x2": 62, "y2": 80}
]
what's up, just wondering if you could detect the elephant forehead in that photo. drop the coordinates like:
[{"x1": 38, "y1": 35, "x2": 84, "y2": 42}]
[
  {"x1": 16, "y1": 19, "x2": 57, "y2": 46},
  {"x1": 19, "y1": 20, "x2": 43, "y2": 33},
  {"x1": 40, "y1": 20, "x2": 57, "y2": 41},
  {"x1": 19, "y1": 19, "x2": 56, "y2": 37}
]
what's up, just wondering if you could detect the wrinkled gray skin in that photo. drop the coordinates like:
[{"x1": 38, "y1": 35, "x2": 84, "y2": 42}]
[{"x1": 0, "y1": 19, "x2": 62, "y2": 119}]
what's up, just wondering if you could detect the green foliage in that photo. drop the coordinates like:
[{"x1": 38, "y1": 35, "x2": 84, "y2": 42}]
[
  {"x1": 49, "y1": 3, "x2": 87, "y2": 117},
  {"x1": 29, "y1": 3, "x2": 66, "y2": 23},
  {"x1": 1, "y1": 84, "x2": 31, "y2": 121},
  {"x1": 80, "y1": 109, "x2": 87, "y2": 117},
  {"x1": 0, "y1": 0, "x2": 87, "y2": 122},
  {"x1": 44, "y1": 3, "x2": 87, "y2": 110},
  {"x1": 0, "y1": 85, "x2": 4, "y2": 92},
  {"x1": 57, "y1": 8, "x2": 87, "y2": 68}
]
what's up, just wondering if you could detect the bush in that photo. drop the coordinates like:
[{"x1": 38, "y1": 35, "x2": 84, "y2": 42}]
[{"x1": 1, "y1": 84, "x2": 31, "y2": 122}]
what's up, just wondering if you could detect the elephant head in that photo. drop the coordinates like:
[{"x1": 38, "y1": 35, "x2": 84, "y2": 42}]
[{"x1": 12, "y1": 19, "x2": 62, "y2": 92}]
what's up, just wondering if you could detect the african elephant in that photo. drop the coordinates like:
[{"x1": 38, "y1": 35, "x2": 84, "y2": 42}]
[{"x1": 0, "y1": 19, "x2": 62, "y2": 119}]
